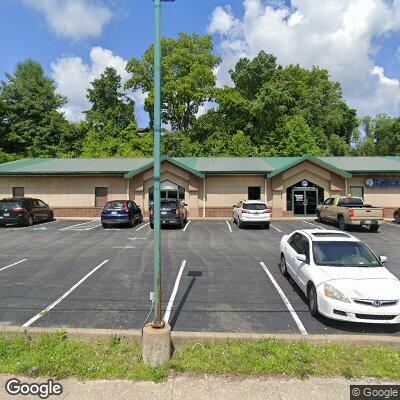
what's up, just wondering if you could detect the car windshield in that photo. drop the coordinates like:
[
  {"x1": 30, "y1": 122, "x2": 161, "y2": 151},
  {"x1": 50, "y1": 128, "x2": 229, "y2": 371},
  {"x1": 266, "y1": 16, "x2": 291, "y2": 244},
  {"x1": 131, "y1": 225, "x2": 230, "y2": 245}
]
[
  {"x1": 0, "y1": 201, "x2": 21, "y2": 209},
  {"x1": 105, "y1": 202, "x2": 126, "y2": 210},
  {"x1": 312, "y1": 241, "x2": 381, "y2": 267},
  {"x1": 243, "y1": 203, "x2": 267, "y2": 210}
]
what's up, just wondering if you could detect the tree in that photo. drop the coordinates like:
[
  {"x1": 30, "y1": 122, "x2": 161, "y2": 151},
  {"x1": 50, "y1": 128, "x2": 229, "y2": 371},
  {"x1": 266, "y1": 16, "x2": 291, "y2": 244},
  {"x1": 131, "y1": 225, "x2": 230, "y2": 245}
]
[
  {"x1": 0, "y1": 59, "x2": 69, "y2": 156},
  {"x1": 85, "y1": 67, "x2": 136, "y2": 129},
  {"x1": 125, "y1": 33, "x2": 220, "y2": 131}
]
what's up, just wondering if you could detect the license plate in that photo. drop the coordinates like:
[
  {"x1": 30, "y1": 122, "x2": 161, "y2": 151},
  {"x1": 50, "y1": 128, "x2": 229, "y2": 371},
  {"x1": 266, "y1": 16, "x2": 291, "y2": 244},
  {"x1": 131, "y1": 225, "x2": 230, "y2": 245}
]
[
  {"x1": 0, "y1": 217, "x2": 3, "y2": 219},
  {"x1": 364, "y1": 220, "x2": 372, "y2": 224},
  {"x1": 161, "y1": 211, "x2": 168, "y2": 215},
  {"x1": 111, "y1": 211, "x2": 117, "y2": 215},
  {"x1": 4, "y1": 213, "x2": 9, "y2": 217}
]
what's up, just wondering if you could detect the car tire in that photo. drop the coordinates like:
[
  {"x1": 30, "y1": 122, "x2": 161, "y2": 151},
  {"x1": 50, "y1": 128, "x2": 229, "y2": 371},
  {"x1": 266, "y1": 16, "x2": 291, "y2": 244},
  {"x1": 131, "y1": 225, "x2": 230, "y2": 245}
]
[
  {"x1": 370, "y1": 225, "x2": 379, "y2": 232},
  {"x1": 48, "y1": 211, "x2": 54, "y2": 222},
  {"x1": 395, "y1": 212, "x2": 400, "y2": 224},
  {"x1": 316, "y1": 211, "x2": 322, "y2": 222},
  {"x1": 264, "y1": 222, "x2": 270, "y2": 229},
  {"x1": 25, "y1": 215, "x2": 34, "y2": 227},
  {"x1": 308, "y1": 284, "x2": 319, "y2": 317},
  {"x1": 279, "y1": 254, "x2": 289, "y2": 277},
  {"x1": 337, "y1": 216, "x2": 347, "y2": 230},
  {"x1": 102, "y1": 223, "x2": 109, "y2": 229},
  {"x1": 150, "y1": 223, "x2": 154, "y2": 229}
]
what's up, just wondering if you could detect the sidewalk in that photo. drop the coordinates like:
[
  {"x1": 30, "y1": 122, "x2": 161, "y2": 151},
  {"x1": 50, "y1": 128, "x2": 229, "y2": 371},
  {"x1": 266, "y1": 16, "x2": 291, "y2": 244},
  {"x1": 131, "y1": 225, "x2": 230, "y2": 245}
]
[{"x1": 1, "y1": 374, "x2": 399, "y2": 400}]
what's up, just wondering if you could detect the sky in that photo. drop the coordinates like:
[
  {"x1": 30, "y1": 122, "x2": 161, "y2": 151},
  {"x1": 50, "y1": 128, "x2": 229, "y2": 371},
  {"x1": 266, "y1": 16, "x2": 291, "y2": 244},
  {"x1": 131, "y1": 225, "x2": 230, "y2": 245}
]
[{"x1": 1, "y1": 0, "x2": 400, "y2": 127}]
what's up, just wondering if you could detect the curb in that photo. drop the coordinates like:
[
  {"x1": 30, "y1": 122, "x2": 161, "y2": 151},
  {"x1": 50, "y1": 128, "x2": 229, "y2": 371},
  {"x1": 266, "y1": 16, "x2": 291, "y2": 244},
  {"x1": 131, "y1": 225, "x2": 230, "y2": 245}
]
[{"x1": 1, "y1": 326, "x2": 400, "y2": 349}]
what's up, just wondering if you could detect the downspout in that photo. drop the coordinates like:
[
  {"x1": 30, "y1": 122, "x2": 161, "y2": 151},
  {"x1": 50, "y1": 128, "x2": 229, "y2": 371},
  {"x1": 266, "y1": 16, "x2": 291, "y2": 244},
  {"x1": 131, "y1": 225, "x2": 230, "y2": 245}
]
[
  {"x1": 203, "y1": 177, "x2": 206, "y2": 218},
  {"x1": 345, "y1": 178, "x2": 348, "y2": 196},
  {"x1": 127, "y1": 178, "x2": 130, "y2": 200},
  {"x1": 264, "y1": 176, "x2": 267, "y2": 203}
]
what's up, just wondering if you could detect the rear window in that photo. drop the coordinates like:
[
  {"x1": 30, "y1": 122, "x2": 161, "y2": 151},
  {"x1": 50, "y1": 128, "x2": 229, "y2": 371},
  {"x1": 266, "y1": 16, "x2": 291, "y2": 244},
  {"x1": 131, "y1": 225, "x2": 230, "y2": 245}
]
[
  {"x1": 0, "y1": 200, "x2": 22, "y2": 209},
  {"x1": 311, "y1": 232, "x2": 351, "y2": 238},
  {"x1": 161, "y1": 201, "x2": 177, "y2": 209},
  {"x1": 104, "y1": 202, "x2": 127, "y2": 210},
  {"x1": 243, "y1": 203, "x2": 268, "y2": 210},
  {"x1": 337, "y1": 198, "x2": 364, "y2": 206}
]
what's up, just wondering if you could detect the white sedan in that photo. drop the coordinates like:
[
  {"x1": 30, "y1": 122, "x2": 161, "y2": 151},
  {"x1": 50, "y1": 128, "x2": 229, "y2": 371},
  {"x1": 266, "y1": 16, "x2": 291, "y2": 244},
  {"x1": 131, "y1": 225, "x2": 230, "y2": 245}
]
[
  {"x1": 233, "y1": 200, "x2": 271, "y2": 229},
  {"x1": 279, "y1": 229, "x2": 400, "y2": 324}
]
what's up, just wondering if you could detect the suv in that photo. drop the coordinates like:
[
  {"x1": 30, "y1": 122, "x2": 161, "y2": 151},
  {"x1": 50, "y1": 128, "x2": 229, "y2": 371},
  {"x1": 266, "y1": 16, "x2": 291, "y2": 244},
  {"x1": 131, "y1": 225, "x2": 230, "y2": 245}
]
[
  {"x1": 0, "y1": 198, "x2": 54, "y2": 227},
  {"x1": 101, "y1": 200, "x2": 143, "y2": 228},
  {"x1": 233, "y1": 200, "x2": 271, "y2": 229},
  {"x1": 149, "y1": 200, "x2": 188, "y2": 229}
]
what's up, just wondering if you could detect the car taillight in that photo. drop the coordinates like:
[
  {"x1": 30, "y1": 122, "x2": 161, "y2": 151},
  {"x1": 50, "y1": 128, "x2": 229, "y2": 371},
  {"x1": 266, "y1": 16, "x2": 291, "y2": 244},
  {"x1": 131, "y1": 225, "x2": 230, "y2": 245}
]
[
  {"x1": 176, "y1": 208, "x2": 181, "y2": 216},
  {"x1": 124, "y1": 202, "x2": 129, "y2": 212},
  {"x1": 348, "y1": 209, "x2": 355, "y2": 219},
  {"x1": 150, "y1": 208, "x2": 154, "y2": 216},
  {"x1": 12, "y1": 207, "x2": 26, "y2": 213}
]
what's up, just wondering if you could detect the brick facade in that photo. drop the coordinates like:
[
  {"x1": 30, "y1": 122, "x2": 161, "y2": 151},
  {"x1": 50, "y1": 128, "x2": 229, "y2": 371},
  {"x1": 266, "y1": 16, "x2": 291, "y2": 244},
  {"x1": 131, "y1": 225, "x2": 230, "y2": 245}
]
[{"x1": 53, "y1": 208, "x2": 103, "y2": 218}]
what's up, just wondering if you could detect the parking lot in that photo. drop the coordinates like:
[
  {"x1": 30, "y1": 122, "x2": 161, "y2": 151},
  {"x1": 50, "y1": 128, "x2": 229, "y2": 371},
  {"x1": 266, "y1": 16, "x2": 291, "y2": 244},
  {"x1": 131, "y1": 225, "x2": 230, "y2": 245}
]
[{"x1": 0, "y1": 218, "x2": 399, "y2": 335}]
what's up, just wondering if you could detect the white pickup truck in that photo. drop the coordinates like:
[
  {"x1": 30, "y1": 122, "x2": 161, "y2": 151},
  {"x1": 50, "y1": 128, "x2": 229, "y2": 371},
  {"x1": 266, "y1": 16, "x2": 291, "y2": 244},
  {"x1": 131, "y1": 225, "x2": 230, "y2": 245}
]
[{"x1": 316, "y1": 197, "x2": 385, "y2": 232}]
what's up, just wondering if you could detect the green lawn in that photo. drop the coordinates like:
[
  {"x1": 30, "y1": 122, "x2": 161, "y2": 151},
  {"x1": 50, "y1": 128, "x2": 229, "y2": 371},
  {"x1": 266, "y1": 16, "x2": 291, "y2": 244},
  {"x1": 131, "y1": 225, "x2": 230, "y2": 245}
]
[{"x1": 1, "y1": 333, "x2": 399, "y2": 381}]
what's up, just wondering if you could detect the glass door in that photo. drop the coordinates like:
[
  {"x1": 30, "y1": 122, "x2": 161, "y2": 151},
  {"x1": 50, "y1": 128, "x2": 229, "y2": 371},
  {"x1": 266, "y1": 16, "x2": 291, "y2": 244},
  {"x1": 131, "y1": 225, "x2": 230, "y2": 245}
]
[
  {"x1": 305, "y1": 190, "x2": 317, "y2": 215},
  {"x1": 293, "y1": 189, "x2": 318, "y2": 215},
  {"x1": 293, "y1": 190, "x2": 305, "y2": 215}
]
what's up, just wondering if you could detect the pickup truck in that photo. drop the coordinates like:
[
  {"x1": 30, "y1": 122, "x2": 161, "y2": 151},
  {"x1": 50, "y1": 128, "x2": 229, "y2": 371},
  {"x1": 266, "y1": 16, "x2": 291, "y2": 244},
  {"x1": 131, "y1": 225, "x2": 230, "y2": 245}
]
[{"x1": 316, "y1": 197, "x2": 385, "y2": 232}]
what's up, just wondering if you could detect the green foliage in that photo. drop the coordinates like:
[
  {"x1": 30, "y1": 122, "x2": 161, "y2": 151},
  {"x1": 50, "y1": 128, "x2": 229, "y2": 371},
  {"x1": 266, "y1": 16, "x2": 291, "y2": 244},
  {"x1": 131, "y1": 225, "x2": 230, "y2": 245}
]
[
  {"x1": 0, "y1": 59, "x2": 69, "y2": 157},
  {"x1": 126, "y1": 33, "x2": 220, "y2": 131}
]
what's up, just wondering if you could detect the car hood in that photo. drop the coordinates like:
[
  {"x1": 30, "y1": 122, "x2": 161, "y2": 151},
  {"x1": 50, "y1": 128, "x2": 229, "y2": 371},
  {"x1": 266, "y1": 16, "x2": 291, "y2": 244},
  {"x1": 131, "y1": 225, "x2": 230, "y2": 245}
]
[{"x1": 317, "y1": 266, "x2": 400, "y2": 300}]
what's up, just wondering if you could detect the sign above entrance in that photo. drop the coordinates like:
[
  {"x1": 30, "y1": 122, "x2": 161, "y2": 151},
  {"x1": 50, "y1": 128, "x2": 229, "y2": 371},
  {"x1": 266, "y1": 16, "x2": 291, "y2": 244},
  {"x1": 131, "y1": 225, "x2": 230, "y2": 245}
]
[
  {"x1": 301, "y1": 180, "x2": 309, "y2": 187},
  {"x1": 160, "y1": 180, "x2": 178, "y2": 190},
  {"x1": 365, "y1": 178, "x2": 400, "y2": 188}
]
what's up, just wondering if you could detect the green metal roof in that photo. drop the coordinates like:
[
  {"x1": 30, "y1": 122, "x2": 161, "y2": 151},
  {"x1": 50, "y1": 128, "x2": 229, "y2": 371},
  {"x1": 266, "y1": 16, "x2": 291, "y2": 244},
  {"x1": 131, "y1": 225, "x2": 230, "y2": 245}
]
[{"x1": 0, "y1": 156, "x2": 400, "y2": 177}]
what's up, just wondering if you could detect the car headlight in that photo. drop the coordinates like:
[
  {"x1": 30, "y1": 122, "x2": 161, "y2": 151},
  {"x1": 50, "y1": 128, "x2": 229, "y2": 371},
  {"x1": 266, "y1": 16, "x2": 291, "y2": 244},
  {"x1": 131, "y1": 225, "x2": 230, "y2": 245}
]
[{"x1": 324, "y1": 284, "x2": 351, "y2": 303}]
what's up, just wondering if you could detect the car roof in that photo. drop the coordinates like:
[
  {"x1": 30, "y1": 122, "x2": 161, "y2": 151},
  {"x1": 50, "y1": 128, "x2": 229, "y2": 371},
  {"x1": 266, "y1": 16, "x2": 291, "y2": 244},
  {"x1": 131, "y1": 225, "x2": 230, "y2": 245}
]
[
  {"x1": 242, "y1": 200, "x2": 266, "y2": 204},
  {"x1": 296, "y1": 229, "x2": 360, "y2": 242}
]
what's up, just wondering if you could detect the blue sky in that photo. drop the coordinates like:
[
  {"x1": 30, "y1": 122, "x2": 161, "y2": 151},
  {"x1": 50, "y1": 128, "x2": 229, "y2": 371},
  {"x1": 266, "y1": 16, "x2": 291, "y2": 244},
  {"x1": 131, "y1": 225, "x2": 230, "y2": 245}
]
[{"x1": 1, "y1": 0, "x2": 400, "y2": 125}]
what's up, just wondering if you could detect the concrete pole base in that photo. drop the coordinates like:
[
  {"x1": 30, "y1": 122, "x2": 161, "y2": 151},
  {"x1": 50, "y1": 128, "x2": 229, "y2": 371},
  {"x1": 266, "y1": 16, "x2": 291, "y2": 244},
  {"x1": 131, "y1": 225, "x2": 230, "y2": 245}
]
[{"x1": 142, "y1": 323, "x2": 171, "y2": 367}]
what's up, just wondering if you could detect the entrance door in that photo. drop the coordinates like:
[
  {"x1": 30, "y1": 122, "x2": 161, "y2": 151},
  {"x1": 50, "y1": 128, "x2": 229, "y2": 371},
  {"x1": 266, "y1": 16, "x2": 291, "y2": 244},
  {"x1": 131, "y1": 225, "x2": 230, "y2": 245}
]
[{"x1": 293, "y1": 189, "x2": 317, "y2": 216}]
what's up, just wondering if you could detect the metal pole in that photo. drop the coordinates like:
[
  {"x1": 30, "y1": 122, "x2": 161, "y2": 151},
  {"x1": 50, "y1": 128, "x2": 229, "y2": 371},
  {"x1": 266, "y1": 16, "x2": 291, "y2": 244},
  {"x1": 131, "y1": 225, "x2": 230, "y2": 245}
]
[{"x1": 152, "y1": 0, "x2": 163, "y2": 328}]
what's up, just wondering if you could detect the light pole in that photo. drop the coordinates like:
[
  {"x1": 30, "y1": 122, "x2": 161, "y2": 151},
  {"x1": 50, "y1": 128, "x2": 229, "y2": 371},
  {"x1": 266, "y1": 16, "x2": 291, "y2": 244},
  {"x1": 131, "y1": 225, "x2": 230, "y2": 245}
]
[{"x1": 152, "y1": 0, "x2": 174, "y2": 329}]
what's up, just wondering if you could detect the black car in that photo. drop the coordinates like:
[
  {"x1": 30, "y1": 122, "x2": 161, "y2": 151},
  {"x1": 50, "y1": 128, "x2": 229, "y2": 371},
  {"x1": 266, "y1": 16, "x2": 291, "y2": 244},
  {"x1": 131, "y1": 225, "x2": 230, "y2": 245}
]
[
  {"x1": 101, "y1": 200, "x2": 143, "y2": 228},
  {"x1": 149, "y1": 200, "x2": 188, "y2": 229},
  {"x1": 394, "y1": 208, "x2": 400, "y2": 224},
  {"x1": 0, "y1": 198, "x2": 54, "y2": 227}
]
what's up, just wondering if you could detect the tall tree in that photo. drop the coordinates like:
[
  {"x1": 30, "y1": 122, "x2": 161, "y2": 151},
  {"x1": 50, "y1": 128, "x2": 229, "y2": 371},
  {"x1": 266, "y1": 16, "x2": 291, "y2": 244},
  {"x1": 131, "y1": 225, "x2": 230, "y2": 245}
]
[
  {"x1": 125, "y1": 33, "x2": 220, "y2": 131},
  {"x1": 0, "y1": 59, "x2": 69, "y2": 156}
]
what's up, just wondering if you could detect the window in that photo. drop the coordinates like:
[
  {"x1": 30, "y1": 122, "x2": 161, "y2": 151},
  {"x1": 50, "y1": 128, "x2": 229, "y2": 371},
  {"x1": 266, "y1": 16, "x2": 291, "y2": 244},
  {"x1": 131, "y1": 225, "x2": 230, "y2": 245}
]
[
  {"x1": 350, "y1": 186, "x2": 364, "y2": 200},
  {"x1": 37, "y1": 200, "x2": 47, "y2": 207},
  {"x1": 95, "y1": 187, "x2": 108, "y2": 207},
  {"x1": 323, "y1": 198, "x2": 334, "y2": 206},
  {"x1": 288, "y1": 233, "x2": 301, "y2": 253},
  {"x1": 12, "y1": 187, "x2": 24, "y2": 197},
  {"x1": 248, "y1": 186, "x2": 261, "y2": 200}
]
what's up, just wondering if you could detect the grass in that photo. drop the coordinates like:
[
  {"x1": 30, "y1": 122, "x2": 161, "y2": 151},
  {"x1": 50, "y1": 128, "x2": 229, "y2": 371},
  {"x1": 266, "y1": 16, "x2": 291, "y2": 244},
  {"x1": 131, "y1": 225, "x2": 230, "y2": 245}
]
[{"x1": 0, "y1": 333, "x2": 400, "y2": 381}]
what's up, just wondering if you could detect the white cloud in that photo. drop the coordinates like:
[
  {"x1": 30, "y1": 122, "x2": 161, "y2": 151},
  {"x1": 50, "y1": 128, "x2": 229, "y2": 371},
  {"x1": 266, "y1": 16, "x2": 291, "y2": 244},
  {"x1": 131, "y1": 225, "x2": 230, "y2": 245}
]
[
  {"x1": 22, "y1": 0, "x2": 113, "y2": 40},
  {"x1": 209, "y1": 0, "x2": 400, "y2": 116},
  {"x1": 51, "y1": 47, "x2": 146, "y2": 122}
]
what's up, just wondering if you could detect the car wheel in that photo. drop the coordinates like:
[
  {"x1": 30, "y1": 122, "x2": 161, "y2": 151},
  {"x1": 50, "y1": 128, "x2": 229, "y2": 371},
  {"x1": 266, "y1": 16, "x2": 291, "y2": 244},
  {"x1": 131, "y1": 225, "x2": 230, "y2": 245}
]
[
  {"x1": 48, "y1": 211, "x2": 54, "y2": 222},
  {"x1": 395, "y1": 213, "x2": 400, "y2": 224},
  {"x1": 337, "y1": 216, "x2": 347, "y2": 230},
  {"x1": 279, "y1": 254, "x2": 289, "y2": 277},
  {"x1": 316, "y1": 211, "x2": 322, "y2": 222},
  {"x1": 370, "y1": 225, "x2": 379, "y2": 232},
  {"x1": 150, "y1": 223, "x2": 154, "y2": 229},
  {"x1": 264, "y1": 222, "x2": 270, "y2": 229},
  {"x1": 26, "y1": 215, "x2": 34, "y2": 227},
  {"x1": 308, "y1": 284, "x2": 319, "y2": 317},
  {"x1": 102, "y1": 223, "x2": 108, "y2": 229}
]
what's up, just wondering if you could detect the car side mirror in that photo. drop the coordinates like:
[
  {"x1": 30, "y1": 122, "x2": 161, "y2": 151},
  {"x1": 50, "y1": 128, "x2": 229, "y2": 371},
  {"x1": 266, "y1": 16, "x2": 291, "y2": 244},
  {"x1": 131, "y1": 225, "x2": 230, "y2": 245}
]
[
  {"x1": 296, "y1": 254, "x2": 307, "y2": 262},
  {"x1": 379, "y1": 256, "x2": 387, "y2": 263},
  {"x1": 183, "y1": 203, "x2": 188, "y2": 207}
]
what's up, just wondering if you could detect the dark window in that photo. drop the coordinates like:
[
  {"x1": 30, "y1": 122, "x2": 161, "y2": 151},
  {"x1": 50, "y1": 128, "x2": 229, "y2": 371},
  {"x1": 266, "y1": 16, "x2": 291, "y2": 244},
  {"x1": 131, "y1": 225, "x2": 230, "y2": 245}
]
[
  {"x1": 248, "y1": 187, "x2": 261, "y2": 200},
  {"x1": 298, "y1": 235, "x2": 310, "y2": 262},
  {"x1": 105, "y1": 201, "x2": 127, "y2": 210},
  {"x1": 323, "y1": 198, "x2": 334, "y2": 206},
  {"x1": 0, "y1": 200, "x2": 22, "y2": 209},
  {"x1": 12, "y1": 187, "x2": 24, "y2": 197},
  {"x1": 288, "y1": 233, "x2": 301, "y2": 253},
  {"x1": 337, "y1": 198, "x2": 364, "y2": 206},
  {"x1": 37, "y1": 200, "x2": 47, "y2": 207},
  {"x1": 243, "y1": 203, "x2": 268, "y2": 210},
  {"x1": 95, "y1": 187, "x2": 108, "y2": 207}
]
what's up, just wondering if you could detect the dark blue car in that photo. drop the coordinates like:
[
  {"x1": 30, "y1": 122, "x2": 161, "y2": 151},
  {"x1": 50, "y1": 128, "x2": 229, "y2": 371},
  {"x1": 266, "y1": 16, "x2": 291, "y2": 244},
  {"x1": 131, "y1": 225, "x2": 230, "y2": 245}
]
[{"x1": 101, "y1": 200, "x2": 143, "y2": 228}]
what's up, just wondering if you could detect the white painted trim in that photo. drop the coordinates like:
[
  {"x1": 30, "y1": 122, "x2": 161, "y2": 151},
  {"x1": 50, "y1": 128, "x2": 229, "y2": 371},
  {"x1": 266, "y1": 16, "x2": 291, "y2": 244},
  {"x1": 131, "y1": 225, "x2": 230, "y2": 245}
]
[
  {"x1": 345, "y1": 178, "x2": 348, "y2": 196},
  {"x1": 127, "y1": 178, "x2": 130, "y2": 200},
  {"x1": 203, "y1": 178, "x2": 206, "y2": 218}
]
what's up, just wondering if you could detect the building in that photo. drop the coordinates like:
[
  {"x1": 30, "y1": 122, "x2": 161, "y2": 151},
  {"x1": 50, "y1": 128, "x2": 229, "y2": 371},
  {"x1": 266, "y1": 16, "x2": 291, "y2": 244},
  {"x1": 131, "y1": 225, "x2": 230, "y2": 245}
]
[{"x1": 0, "y1": 155, "x2": 399, "y2": 218}]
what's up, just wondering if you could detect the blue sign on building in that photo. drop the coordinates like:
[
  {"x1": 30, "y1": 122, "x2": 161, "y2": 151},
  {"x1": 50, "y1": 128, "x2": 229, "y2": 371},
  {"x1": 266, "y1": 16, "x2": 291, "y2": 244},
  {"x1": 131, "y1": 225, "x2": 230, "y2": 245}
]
[{"x1": 365, "y1": 178, "x2": 400, "y2": 188}]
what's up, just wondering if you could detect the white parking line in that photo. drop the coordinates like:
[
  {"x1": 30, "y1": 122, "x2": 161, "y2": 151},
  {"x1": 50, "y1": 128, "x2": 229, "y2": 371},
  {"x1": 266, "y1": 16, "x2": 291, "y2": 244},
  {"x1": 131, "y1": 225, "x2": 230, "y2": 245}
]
[
  {"x1": 22, "y1": 259, "x2": 109, "y2": 327},
  {"x1": 59, "y1": 220, "x2": 96, "y2": 231},
  {"x1": 136, "y1": 222, "x2": 149, "y2": 232},
  {"x1": 302, "y1": 221, "x2": 326, "y2": 230},
  {"x1": 259, "y1": 262, "x2": 308, "y2": 335},
  {"x1": 164, "y1": 260, "x2": 187, "y2": 324},
  {"x1": 270, "y1": 224, "x2": 282, "y2": 233},
  {"x1": 84, "y1": 224, "x2": 102, "y2": 231},
  {"x1": 225, "y1": 220, "x2": 232, "y2": 232},
  {"x1": 183, "y1": 220, "x2": 191, "y2": 232},
  {"x1": 0, "y1": 259, "x2": 28, "y2": 272}
]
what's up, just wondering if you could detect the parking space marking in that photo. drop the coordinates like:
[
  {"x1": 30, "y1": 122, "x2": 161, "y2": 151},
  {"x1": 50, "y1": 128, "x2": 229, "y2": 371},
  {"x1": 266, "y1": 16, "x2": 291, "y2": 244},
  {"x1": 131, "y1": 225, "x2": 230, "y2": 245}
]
[
  {"x1": 270, "y1": 224, "x2": 282, "y2": 233},
  {"x1": 0, "y1": 259, "x2": 28, "y2": 272},
  {"x1": 164, "y1": 259, "x2": 187, "y2": 324},
  {"x1": 387, "y1": 222, "x2": 400, "y2": 228},
  {"x1": 225, "y1": 220, "x2": 232, "y2": 233},
  {"x1": 302, "y1": 221, "x2": 326, "y2": 230},
  {"x1": 136, "y1": 222, "x2": 149, "y2": 232},
  {"x1": 259, "y1": 262, "x2": 308, "y2": 335},
  {"x1": 59, "y1": 220, "x2": 96, "y2": 231},
  {"x1": 22, "y1": 259, "x2": 109, "y2": 327},
  {"x1": 84, "y1": 224, "x2": 102, "y2": 231},
  {"x1": 183, "y1": 220, "x2": 191, "y2": 232}
]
